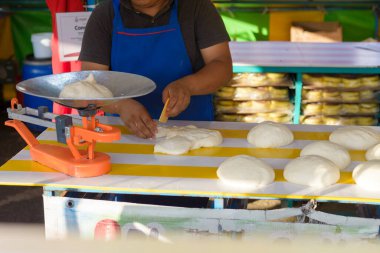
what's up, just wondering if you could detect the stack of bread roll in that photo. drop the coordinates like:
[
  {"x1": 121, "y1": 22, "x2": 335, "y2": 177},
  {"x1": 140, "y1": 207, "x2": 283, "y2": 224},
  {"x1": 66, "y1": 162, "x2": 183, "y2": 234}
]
[
  {"x1": 215, "y1": 73, "x2": 293, "y2": 123},
  {"x1": 301, "y1": 74, "x2": 380, "y2": 126}
]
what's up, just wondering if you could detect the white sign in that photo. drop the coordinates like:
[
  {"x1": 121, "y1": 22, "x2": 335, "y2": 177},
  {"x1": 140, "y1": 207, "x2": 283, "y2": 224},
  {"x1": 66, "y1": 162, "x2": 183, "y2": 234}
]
[{"x1": 56, "y1": 12, "x2": 91, "y2": 62}]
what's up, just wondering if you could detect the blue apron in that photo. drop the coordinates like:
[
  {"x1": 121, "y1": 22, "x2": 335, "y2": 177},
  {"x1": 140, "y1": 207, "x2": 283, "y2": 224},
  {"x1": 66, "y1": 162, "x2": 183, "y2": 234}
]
[{"x1": 111, "y1": 0, "x2": 213, "y2": 121}]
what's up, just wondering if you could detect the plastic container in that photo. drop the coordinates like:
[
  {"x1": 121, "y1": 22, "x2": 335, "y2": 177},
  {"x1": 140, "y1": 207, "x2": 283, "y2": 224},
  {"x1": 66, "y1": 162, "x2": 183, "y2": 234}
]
[
  {"x1": 31, "y1": 33, "x2": 52, "y2": 59},
  {"x1": 22, "y1": 54, "x2": 53, "y2": 131}
]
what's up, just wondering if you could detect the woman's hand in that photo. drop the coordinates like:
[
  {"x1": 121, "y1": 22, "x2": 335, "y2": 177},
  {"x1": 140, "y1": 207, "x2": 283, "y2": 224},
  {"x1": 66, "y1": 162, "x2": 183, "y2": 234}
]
[
  {"x1": 117, "y1": 99, "x2": 157, "y2": 139},
  {"x1": 162, "y1": 80, "x2": 191, "y2": 118}
]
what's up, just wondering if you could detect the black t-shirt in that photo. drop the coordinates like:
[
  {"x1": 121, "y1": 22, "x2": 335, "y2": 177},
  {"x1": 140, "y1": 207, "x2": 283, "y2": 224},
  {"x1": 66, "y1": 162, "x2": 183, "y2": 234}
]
[{"x1": 79, "y1": 0, "x2": 230, "y2": 72}]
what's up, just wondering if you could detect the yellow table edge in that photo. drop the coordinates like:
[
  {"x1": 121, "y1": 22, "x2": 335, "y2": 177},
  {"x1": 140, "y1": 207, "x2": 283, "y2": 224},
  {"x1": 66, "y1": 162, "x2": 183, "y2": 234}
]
[{"x1": 2, "y1": 182, "x2": 379, "y2": 204}]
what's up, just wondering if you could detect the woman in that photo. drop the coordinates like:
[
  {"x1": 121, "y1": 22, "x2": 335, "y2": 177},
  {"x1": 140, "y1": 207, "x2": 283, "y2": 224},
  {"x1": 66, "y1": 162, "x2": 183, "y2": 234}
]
[{"x1": 78, "y1": 0, "x2": 232, "y2": 138}]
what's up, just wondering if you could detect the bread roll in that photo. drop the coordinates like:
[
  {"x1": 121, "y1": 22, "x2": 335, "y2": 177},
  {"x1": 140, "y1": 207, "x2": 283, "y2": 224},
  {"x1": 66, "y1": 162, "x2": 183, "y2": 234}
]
[
  {"x1": 303, "y1": 90, "x2": 322, "y2": 101},
  {"x1": 323, "y1": 76, "x2": 341, "y2": 84},
  {"x1": 247, "y1": 122, "x2": 294, "y2": 148},
  {"x1": 268, "y1": 87, "x2": 289, "y2": 99},
  {"x1": 270, "y1": 101, "x2": 293, "y2": 111},
  {"x1": 323, "y1": 116, "x2": 341, "y2": 125},
  {"x1": 339, "y1": 117, "x2": 356, "y2": 125},
  {"x1": 301, "y1": 116, "x2": 323, "y2": 125},
  {"x1": 303, "y1": 104, "x2": 322, "y2": 115},
  {"x1": 360, "y1": 103, "x2": 378, "y2": 114},
  {"x1": 341, "y1": 91, "x2": 360, "y2": 102},
  {"x1": 329, "y1": 126, "x2": 380, "y2": 150},
  {"x1": 231, "y1": 73, "x2": 268, "y2": 86},
  {"x1": 360, "y1": 90, "x2": 374, "y2": 100},
  {"x1": 284, "y1": 155, "x2": 340, "y2": 187},
  {"x1": 357, "y1": 117, "x2": 376, "y2": 126},
  {"x1": 341, "y1": 104, "x2": 360, "y2": 114},
  {"x1": 266, "y1": 73, "x2": 286, "y2": 81},
  {"x1": 322, "y1": 104, "x2": 341, "y2": 115},
  {"x1": 303, "y1": 74, "x2": 324, "y2": 86},
  {"x1": 322, "y1": 91, "x2": 340, "y2": 100},
  {"x1": 360, "y1": 75, "x2": 379, "y2": 88},
  {"x1": 342, "y1": 78, "x2": 361, "y2": 88}
]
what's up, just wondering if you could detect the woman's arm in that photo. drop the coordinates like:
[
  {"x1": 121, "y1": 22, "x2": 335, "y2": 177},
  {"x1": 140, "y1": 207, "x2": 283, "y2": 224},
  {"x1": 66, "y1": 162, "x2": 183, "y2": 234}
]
[
  {"x1": 162, "y1": 41, "x2": 232, "y2": 117},
  {"x1": 81, "y1": 61, "x2": 157, "y2": 138}
]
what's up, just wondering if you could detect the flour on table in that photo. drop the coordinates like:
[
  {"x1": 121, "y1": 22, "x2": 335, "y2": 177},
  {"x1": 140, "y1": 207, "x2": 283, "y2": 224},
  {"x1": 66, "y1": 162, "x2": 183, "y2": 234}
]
[
  {"x1": 217, "y1": 155, "x2": 275, "y2": 189},
  {"x1": 284, "y1": 155, "x2": 340, "y2": 187},
  {"x1": 329, "y1": 126, "x2": 380, "y2": 150},
  {"x1": 59, "y1": 73, "x2": 113, "y2": 99},
  {"x1": 154, "y1": 125, "x2": 223, "y2": 155},
  {"x1": 353, "y1": 161, "x2": 380, "y2": 191},
  {"x1": 247, "y1": 121, "x2": 294, "y2": 148},
  {"x1": 300, "y1": 141, "x2": 351, "y2": 170},
  {"x1": 154, "y1": 136, "x2": 193, "y2": 155},
  {"x1": 365, "y1": 144, "x2": 380, "y2": 160},
  {"x1": 155, "y1": 126, "x2": 172, "y2": 138}
]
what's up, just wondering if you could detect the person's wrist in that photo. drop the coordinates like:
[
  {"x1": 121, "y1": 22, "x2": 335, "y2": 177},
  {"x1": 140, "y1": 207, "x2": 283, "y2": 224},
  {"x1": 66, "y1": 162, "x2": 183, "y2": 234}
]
[
  {"x1": 112, "y1": 101, "x2": 121, "y2": 114},
  {"x1": 109, "y1": 99, "x2": 130, "y2": 114},
  {"x1": 177, "y1": 76, "x2": 194, "y2": 96}
]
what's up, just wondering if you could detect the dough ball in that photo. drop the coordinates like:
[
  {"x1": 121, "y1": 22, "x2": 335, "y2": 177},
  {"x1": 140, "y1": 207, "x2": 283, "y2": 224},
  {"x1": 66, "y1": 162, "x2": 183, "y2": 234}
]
[
  {"x1": 284, "y1": 155, "x2": 340, "y2": 187},
  {"x1": 366, "y1": 144, "x2": 380, "y2": 161},
  {"x1": 217, "y1": 155, "x2": 275, "y2": 189},
  {"x1": 155, "y1": 125, "x2": 223, "y2": 154},
  {"x1": 154, "y1": 136, "x2": 192, "y2": 155},
  {"x1": 165, "y1": 126, "x2": 223, "y2": 149},
  {"x1": 59, "y1": 73, "x2": 113, "y2": 99},
  {"x1": 156, "y1": 126, "x2": 171, "y2": 138},
  {"x1": 353, "y1": 161, "x2": 380, "y2": 191},
  {"x1": 247, "y1": 122, "x2": 294, "y2": 148},
  {"x1": 300, "y1": 141, "x2": 351, "y2": 170},
  {"x1": 329, "y1": 126, "x2": 380, "y2": 150}
]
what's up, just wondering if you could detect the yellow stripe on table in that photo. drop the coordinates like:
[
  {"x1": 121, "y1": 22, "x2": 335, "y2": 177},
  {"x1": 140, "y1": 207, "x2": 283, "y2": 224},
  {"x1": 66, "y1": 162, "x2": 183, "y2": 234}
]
[
  {"x1": 120, "y1": 127, "x2": 331, "y2": 141},
  {"x1": 113, "y1": 165, "x2": 355, "y2": 185},
  {"x1": 53, "y1": 127, "x2": 330, "y2": 141},
  {"x1": 0, "y1": 160, "x2": 355, "y2": 185},
  {"x1": 37, "y1": 140, "x2": 301, "y2": 158},
  {"x1": 36, "y1": 140, "x2": 365, "y2": 160}
]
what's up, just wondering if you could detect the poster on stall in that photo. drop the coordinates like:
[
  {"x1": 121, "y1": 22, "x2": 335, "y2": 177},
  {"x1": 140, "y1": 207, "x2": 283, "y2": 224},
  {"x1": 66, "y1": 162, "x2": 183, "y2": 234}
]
[{"x1": 56, "y1": 12, "x2": 91, "y2": 62}]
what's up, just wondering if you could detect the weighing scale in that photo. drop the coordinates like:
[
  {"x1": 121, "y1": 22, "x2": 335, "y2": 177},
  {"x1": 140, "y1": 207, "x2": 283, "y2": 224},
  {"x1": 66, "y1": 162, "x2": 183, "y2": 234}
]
[{"x1": 5, "y1": 71, "x2": 156, "y2": 178}]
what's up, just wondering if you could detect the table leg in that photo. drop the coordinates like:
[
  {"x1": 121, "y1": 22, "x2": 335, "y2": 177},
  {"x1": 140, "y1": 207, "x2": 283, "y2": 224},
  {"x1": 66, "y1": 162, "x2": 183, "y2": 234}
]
[
  {"x1": 293, "y1": 72, "x2": 303, "y2": 124},
  {"x1": 213, "y1": 198, "x2": 224, "y2": 209}
]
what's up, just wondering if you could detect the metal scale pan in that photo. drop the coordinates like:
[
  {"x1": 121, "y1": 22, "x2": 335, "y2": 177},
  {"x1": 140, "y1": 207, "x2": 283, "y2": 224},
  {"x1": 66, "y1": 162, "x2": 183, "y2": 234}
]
[{"x1": 16, "y1": 70, "x2": 156, "y2": 110}]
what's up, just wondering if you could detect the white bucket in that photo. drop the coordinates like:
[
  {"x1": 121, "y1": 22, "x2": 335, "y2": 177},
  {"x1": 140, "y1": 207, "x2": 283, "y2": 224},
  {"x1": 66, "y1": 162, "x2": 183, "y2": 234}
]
[{"x1": 31, "y1": 32, "x2": 52, "y2": 59}]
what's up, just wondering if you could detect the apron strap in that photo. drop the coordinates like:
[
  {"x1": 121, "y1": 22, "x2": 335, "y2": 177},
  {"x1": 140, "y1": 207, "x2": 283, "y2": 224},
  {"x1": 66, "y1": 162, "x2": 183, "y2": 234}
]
[{"x1": 168, "y1": 0, "x2": 179, "y2": 25}]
